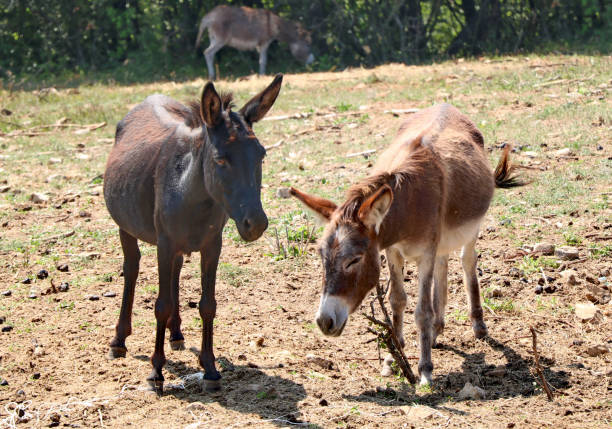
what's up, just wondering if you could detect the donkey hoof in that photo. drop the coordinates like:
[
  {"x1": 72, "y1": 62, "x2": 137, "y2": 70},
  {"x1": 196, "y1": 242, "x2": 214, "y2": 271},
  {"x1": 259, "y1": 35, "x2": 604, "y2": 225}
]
[
  {"x1": 170, "y1": 339, "x2": 185, "y2": 351},
  {"x1": 202, "y1": 378, "x2": 221, "y2": 392},
  {"x1": 472, "y1": 321, "x2": 488, "y2": 339},
  {"x1": 419, "y1": 373, "x2": 433, "y2": 386},
  {"x1": 108, "y1": 346, "x2": 127, "y2": 359},
  {"x1": 146, "y1": 378, "x2": 164, "y2": 396}
]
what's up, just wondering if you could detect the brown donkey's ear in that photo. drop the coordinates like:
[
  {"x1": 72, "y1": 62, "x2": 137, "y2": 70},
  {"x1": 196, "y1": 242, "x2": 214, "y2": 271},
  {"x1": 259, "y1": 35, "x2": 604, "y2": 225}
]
[
  {"x1": 239, "y1": 74, "x2": 283, "y2": 124},
  {"x1": 201, "y1": 82, "x2": 222, "y2": 128},
  {"x1": 290, "y1": 187, "x2": 337, "y2": 223},
  {"x1": 358, "y1": 185, "x2": 393, "y2": 233}
]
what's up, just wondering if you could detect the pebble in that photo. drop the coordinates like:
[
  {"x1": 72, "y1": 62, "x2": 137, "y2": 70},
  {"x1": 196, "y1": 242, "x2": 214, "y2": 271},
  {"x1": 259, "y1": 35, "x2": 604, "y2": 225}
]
[
  {"x1": 32, "y1": 372, "x2": 40, "y2": 380},
  {"x1": 56, "y1": 263, "x2": 69, "y2": 272},
  {"x1": 21, "y1": 278, "x2": 32, "y2": 284},
  {"x1": 534, "y1": 285, "x2": 543, "y2": 294},
  {"x1": 457, "y1": 382, "x2": 486, "y2": 400},
  {"x1": 554, "y1": 148, "x2": 573, "y2": 157},
  {"x1": 28, "y1": 293, "x2": 38, "y2": 299},
  {"x1": 403, "y1": 405, "x2": 440, "y2": 420},
  {"x1": 544, "y1": 284, "x2": 556, "y2": 293},
  {"x1": 0, "y1": 185, "x2": 10, "y2": 193},
  {"x1": 319, "y1": 399, "x2": 328, "y2": 406},
  {"x1": 87, "y1": 295, "x2": 100, "y2": 301},
  {"x1": 48, "y1": 157, "x2": 62, "y2": 164},
  {"x1": 522, "y1": 151, "x2": 538, "y2": 158},
  {"x1": 2, "y1": 326, "x2": 13, "y2": 332},
  {"x1": 58, "y1": 282, "x2": 69, "y2": 292},
  {"x1": 188, "y1": 300, "x2": 198, "y2": 308},
  {"x1": 0, "y1": 316, "x2": 5, "y2": 324},
  {"x1": 79, "y1": 252, "x2": 101, "y2": 260},
  {"x1": 36, "y1": 269, "x2": 49, "y2": 279},
  {"x1": 561, "y1": 269, "x2": 579, "y2": 285},
  {"x1": 306, "y1": 354, "x2": 334, "y2": 370},
  {"x1": 575, "y1": 302, "x2": 601, "y2": 322},
  {"x1": 30, "y1": 193, "x2": 49, "y2": 204},
  {"x1": 508, "y1": 267, "x2": 522, "y2": 278},
  {"x1": 0, "y1": 379, "x2": 7, "y2": 386},
  {"x1": 533, "y1": 242, "x2": 555, "y2": 255},
  {"x1": 276, "y1": 187, "x2": 292, "y2": 198},
  {"x1": 586, "y1": 345, "x2": 609, "y2": 357},
  {"x1": 102, "y1": 291, "x2": 116, "y2": 298},
  {"x1": 555, "y1": 246, "x2": 579, "y2": 260},
  {"x1": 1, "y1": 290, "x2": 11, "y2": 296}
]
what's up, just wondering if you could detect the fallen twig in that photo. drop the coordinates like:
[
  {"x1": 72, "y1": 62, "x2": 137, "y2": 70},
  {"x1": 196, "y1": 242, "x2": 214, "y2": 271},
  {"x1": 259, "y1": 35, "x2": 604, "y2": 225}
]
[
  {"x1": 383, "y1": 108, "x2": 420, "y2": 115},
  {"x1": 529, "y1": 326, "x2": 554, "y2": 401},
  {"x1": 42, "y1": 230, "x2": 75, "y2": 243},
  {"x1": 347, "y1": 149, "x2": 376, "y2": 158},
  {"x1": 264, "y1": 139, "x2": 284, "y2": 150}
]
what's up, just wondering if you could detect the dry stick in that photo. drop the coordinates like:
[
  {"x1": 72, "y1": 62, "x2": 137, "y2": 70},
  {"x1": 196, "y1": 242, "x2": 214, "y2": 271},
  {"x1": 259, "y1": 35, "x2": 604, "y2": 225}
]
[
  {"x1": 362, "y1": 280, "x2": 418, "y2": 384},
  {"x1": 264, "y1": 139, "x2": 284, "y2": 150},
  {"x1": 539, "y1": 267, "x2": 550, "y2": 290},
  {"x1": 529, "y1": 326, "x2": 554, "y2": 401}
]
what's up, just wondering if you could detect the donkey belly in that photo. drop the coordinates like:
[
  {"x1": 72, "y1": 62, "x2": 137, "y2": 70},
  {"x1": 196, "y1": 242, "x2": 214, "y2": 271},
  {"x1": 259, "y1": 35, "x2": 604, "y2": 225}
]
[{"x1": 437, "y1": 217, "x2": 483, "y2": 255}]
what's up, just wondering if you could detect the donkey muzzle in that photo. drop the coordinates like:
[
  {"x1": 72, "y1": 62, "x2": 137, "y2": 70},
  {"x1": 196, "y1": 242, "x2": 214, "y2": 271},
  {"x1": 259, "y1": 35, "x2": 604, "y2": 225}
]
[
  {"x1": 236, "y1": 209, "x2": 268, "y2": 242},
  {"x1": 315, "y1": 294, "x2": 349, "y2": 337}
]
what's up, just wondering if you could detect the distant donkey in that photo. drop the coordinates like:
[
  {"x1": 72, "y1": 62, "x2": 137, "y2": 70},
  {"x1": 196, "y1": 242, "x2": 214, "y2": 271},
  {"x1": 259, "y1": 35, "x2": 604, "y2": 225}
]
[
  {"x1": 195, "y1": 5, "x2": 314, "y2": 80},
  {"x1": 104, "y1": 75, "x2": 283, "y2": 394}
]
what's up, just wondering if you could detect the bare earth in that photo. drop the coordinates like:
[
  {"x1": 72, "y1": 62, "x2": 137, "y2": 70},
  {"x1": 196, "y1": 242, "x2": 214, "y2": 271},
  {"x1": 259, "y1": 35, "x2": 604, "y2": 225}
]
[{"x1": 0, "y1": 55, "x2": 611, "y2": 428}]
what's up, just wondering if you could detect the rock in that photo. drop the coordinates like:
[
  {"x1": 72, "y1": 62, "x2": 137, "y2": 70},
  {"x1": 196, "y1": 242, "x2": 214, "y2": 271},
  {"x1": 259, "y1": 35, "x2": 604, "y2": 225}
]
[
  {"x1": 36, "y1": 269, "x2": 49, "y2": 279},
  {"x1": 78, "y1": 252, "x2": 101, "y2": 260},
  {"x1": 544, "y1": 283, "x2": 556, "y2": 293},
  {"x1": 555, "y1": 246, "x2": 579, "y2": 260},
  {"x1": 30, "y1": 193, "x2": 49, "y2": 203},
  {"x1": 276, "y1": 188, "x2": 292, "y2": 198},
  {"x1": 561, "y1": 270, "x2": 579, "y2": 285},
  {"x1": 56, "y1": 263, "x2": 69, "y2": 272},
  {"x1": 486, "y1": 288, "x2": 503, "y2": 298},
  {"x1": 187, "y1": 300, "x2": 198, "y2": 308},
  {"x1": 2, "y1": 326, "x2": 13, "y2": 332},
  {"x1": 28, "y1": 292, "x2": 37, "y2": 299},
  {"x1": 586, "y1": 345, "x2": 609, "y2": 357},
  {"x1": 87, "y1": 295, "x2": 100, "y2": 301},
  {"x1": 49, "y1": 412, "x2": 61, "y2": 424},
  {"x1": 575, "y1": 302, "x2": 602, "y2": 323},
  {"x1": 58, "y1": 282, "x2": 69, "y2": 292},
  {"x1": 255, "y1": 336, "x2": 265, "y2": 347},
  {"x1": 33, "y1": 345, "x2": 45, "y2": 356},
  {"x1": 48, "y1": 157, "x2": 62, "y2": 164},
  {"x1": 0, "y1": 185, "x2": 10, "y2": 193},
  {"x1": 21, "y1": 278, "x2": 31, "y2": 285},
  {"x1": 508, "y1": 267, "x2": 522, "y2": 278},
  {"x1": 75, "y1": 153, "x2": 90, "y2": 160},
  {"x1": 103, "y1": 291, "x2": 117, "y2": 298},
  {"x1": 522, "y1": 151, "x2": 538, "y2": 158},
  {"x1": 0, "y1": 316, "x2": 4, "y2": 324},
  {"x1": 319, "y1": 399, "x2": 328, "y2": 406},
  {"x1": 402, "y1": 405, "x2": 440, "y2": 420},
  {"x1": 533, "y1": 243, "x2": 555, "y2": 255},
  {"x1": 554, "y1": 148, "x2": 573, "y2": 157},
  {"x1": 0, "y1": 378, "x2": 7, "y2": 386},
  {"x1": 1, "y1": 290, "x2": 11, "y2": 296},
  {"x1": 32, "y1": 372, "x2": 40, "y2": 380},
  {"x1": 585, "y1": 283, "x2": 610, "y2": 304},
  {"x1": 306, "y1": 354, "x2": 334, "y2": 370},
  {"x1": 458, "y1": 382, "x2": 486, "y2": 400},
  {"x1": 534, "y1": 285, "x2": 543, "y2": 294}
]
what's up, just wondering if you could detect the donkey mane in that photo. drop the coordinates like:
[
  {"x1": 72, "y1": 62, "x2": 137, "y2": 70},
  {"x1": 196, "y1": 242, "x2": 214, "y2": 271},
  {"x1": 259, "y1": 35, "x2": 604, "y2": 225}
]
[{"x1": 339, "y1": 145, "x2": 431, "y2": 222}]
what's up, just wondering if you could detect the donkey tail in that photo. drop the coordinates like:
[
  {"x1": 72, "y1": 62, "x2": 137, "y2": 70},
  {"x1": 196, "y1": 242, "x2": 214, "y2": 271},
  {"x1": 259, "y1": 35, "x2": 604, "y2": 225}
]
[
  {"x1": 195, "y1": 14, "x2": 212, "y2": 49},
  {"x1": 494, "y1": 145, "x2": 524, "y2": 188}
]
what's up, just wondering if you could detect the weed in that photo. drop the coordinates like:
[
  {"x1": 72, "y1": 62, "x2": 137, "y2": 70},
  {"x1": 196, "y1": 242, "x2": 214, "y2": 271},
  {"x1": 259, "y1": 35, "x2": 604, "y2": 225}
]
[
  {"x1": 563, "y1": 230, "x2": 582, "y2": 246},
  {"x1": 218, "y1": 262, "x2": 250, "y2": 288}
]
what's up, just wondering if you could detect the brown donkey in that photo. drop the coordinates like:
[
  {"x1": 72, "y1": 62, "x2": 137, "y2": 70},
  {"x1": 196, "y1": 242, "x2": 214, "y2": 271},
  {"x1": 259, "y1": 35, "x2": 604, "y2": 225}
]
[
  {"x1": 104, "y1": 75, "x2": 283, "y2": 393},
  {"x1": 290, "y1": 103, "x2": 521, "y2": 385}
]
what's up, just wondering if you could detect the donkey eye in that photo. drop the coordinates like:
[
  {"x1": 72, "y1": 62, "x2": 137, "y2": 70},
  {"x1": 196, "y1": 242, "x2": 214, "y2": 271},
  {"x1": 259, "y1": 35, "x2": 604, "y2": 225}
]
[
  {"x1": 345, "y1": 256, "x2": 362, "y2": 270},
  {"x1": 214, "y1": 158, "x2": 228, "y2": 166}
]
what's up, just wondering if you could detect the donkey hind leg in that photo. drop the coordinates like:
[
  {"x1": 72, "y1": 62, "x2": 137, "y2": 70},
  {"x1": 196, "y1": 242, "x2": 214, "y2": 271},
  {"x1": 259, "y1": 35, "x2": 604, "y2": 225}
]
[
  {"x1": 415, "y1": 251, "x2": 436, "y2": 385},
  {"x1": 147, "y1": 236, "x2": 177, "y2": 394},
  {"x1": 109, "y1": 229, "x2": 141, "y2": 359},
  {"x1": 167, "y1": 254, "x2": 185, "y2": 351},
  {"x1": 380, "y1": 248, "x2": 407, "y2": 377},
  {"x1": 257, "y1": 42, "x2": 271, "y2": 76},
  {"x1": 461, "y1": 236, "x2": 488, "y2": 339},
  {"x1": 204, "y1": 37, "x2": 224, "y2": 80},
  {"x1": 199, "y1": 233, "x2": 223, "y2": 391},
  {"x1": 432, "y1": 255, "x2": 449, "y2": 348}
]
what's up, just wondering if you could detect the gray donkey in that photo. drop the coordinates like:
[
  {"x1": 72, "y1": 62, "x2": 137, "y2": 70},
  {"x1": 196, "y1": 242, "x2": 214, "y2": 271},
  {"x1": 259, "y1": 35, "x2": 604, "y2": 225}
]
[{"x1": 196, "y1": 5, "x2": 314, "y2": 80}]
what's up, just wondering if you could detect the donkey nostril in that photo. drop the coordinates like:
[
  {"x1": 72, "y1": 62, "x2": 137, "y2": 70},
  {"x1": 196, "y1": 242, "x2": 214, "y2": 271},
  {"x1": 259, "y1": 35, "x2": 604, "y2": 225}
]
[
  {"x1": 243, "y1": 218, "x2": 251, "y2": 230},
  {"x1": 316, "y1": 314, "x2": 334, "y2": 333}
]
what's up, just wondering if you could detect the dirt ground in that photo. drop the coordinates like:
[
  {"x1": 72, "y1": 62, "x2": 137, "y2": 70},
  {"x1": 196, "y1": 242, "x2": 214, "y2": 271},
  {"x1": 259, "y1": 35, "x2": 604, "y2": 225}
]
[{"x1": 0, "y1": 56, "x2": 611, "y2": 428}]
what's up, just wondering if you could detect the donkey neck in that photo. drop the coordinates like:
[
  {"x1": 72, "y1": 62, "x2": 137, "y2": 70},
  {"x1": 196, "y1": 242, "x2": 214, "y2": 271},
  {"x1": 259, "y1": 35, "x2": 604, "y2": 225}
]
[
  {"x1": 174, "y1": 131, "x2": 214, "y2": 205},
  {"x1": 277, "y1": 18, "x2": 299, "y2": 43}
]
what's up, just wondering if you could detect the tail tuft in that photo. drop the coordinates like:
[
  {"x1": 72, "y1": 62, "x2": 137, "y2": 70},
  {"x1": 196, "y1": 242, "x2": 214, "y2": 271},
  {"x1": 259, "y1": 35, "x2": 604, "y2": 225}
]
[{"x1": 494, "y1": 145, "x2": 525, "y2": 188}]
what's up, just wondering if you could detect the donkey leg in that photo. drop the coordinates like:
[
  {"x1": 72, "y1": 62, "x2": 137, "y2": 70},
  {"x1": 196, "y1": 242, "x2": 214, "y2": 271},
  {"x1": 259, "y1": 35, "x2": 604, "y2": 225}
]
[
  {"x1": 415, "y1": 251, "x2": 436, "y2": 385},
  {"x1": 461, "y1": 236, "x2": 488, "y2": 339},
  {"x1": 205, "y1": 38, "x2": 224, "y2": 81},
  {"x1": 380, "y1": 248, "x2": 407, "y2": 377},
  {"x1": 258, "y1": 43, "x2": 270, "y2": 76},
  {"x1": 109, "y1": 229, "x2": 140, "y2": 359},
  {"x1": 432, "y1": 255, "x2": 449, "y2": 348},
  {"x1": 199, "y1": 233, "x2": 222, "y2": 391},
  {"x1": 167, "y1": 254, "x2": 185, "y2": 351},
  {"x1": 147, "y1": 236, "x2": 176, "y2": 394}
]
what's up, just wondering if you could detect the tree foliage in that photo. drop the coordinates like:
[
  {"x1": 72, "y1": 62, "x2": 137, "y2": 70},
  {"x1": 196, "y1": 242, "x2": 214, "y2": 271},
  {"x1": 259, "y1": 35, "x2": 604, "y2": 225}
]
[{"x1": 0, "y1": 0, "x2": 609, "y2": 81}]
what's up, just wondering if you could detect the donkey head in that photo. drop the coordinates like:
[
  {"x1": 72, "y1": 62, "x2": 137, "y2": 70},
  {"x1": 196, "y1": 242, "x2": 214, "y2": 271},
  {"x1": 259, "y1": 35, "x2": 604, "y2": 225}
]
[
  {"x1": 290, "y1": 185, "x2": 393, "y2": 336},
  {"x1": 290, "y1": 26, "x2": 314, "y2": 65},
  {"x1": 200, "y1": 74, "x2": 283, "y2": 242}
]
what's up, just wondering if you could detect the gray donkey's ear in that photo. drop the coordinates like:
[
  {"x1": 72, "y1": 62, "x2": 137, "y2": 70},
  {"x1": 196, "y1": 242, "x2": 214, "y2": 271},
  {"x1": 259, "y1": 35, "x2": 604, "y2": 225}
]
[{"x1": 240, "y1": 74, "x2": 283, "y2": 124}]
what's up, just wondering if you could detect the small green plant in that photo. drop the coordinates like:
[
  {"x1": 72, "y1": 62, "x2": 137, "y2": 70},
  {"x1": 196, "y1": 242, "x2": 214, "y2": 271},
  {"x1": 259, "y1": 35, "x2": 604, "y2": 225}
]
[
  {"x1": 416, "y1": 383, "x2": 434, "y2": 394},
  {"x1": 518, "y1": 255, "x2": 559, "y2": 275},
  {"x1": 451, "y1": 309, "x2": 468, "y2": 322},
  {"x1": 218, "y1": 262, "x2": 250, "y2": 288},
  {"x1": 588, "y1": 243, "x2": 611, "y2": 258},
  {"x1": 266, "y1": 223, "x2": 317, "y2": 260},
  {"x1": 482, "y1": 296, "x2": 516, "y2": 313},
  {"x1": 336, "y1": 102, "x2": 355, "y2": 112},
  {"x1": 563, "y1": 230, "x2": 582, "y2": 246}
]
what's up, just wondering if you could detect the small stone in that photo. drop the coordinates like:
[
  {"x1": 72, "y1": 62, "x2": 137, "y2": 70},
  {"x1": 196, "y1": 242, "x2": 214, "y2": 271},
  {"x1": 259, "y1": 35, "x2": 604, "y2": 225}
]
[
  {"x1": 522, "y1": 151, "x2": 538, "y2": 158},
  {"x1": 30, "y1": 193, "x2": 49, "y2": 204},
  {"x1": 561, "y1": 270, "x2": 579, "y2": 285},
  {"x1": 255, "y1": 336, "x2": 265, "y2": 347},
  {"x1": 534, "y1": 285, "x2": 543, "y2": 294},
  {"x1": 458, "y1": 382, "x2": 486, "y2": 400},
  {"x1": 575, "y1": 302, "x2": 601, "y2": 322},
  {"x1": 185, "y1": 403, "x2": 207, "y2": 412},
  {"x1": 555, "y1": 246, "x2": 579, "y2": 261},
  {"x1": 0, "y1": 185, "x2": 10, "y2": 193},
  {"x1": 276, "y1": 188, "x2": 292, "y2": 198},
  {"x1": 36, "y1": 269, "x2": 49, "y2": 279},
  {"x1": 403, "y1": 405, "x2": 439, "y2": 420},
  {"x1": 487, "y1": 288, "x2": 503, "y2": 298},
  {"x1": 102, "y1": 291, "x2": 116, "y2": 298},
  {"x1": 306, "y1": 354, "x2": 334, "y2": 370},
  {"x1": 237, "y1": 354, "x2": 247, "y2": 361},
  {"x1": 75, "y1": 153, "x2": 90, "y2": 160},
  {"x1": 544, "y1": 283, "x2": 556, "y2": 293},
  {"x1": 0, "y1": 379, "x2": 8, "y2": 386},
  {"x1": 586, "y1": 345, "x2": 609, "y2": 357},
  {"x1": 33, "y1": 346, "x2": 45, "y2": 356},
  {"x1": 32, "y1": 372, "x2": 40, "y2": 380},
  {"x1": 22, "y1": 278, "x2": 32, "y2": 284},
  {"x1": 48, "y1": 157, "x2": 62, "y2": 164},
  {"x1": 0, "y1": 316, "x2": 5, "y2": 324},
  {"x1": 87, "y1": 295, "x2": 100, "y2": 301},
  {"x1": 79, "y1": 252, "x2": 101, "y2": 260},
  {"x1": 554, "y1": 148, "x2": 573, "y2": 157},
  {"x1": 508, "y1": 267, "x2": 521, "y2": 278},
  {"x1": 1, "y1": 290, "x2": 11, "y2": 296},
  {"x1": 2, "y1": 326, "x2": 13, "y2": 332},
  {"x1": 187, "y1": 300, "x2": 198, "y2": 308},
  {"x1": 49, "y1": 412, "x2": 60, "y2": 423},
  {"x1": 585, "y1": 283, "x2": 610, "y2": 304},
  {"x1": 533, "y1": 243, "x2": 555, "y2": 255},
  {"x1": 319, "y1": 399, "x2": 328, "y2": 406},
  {"x1": 56, "y1": 263, "x2": 69, "y2": 272},
  {"x1": 28, "y1": 293, "x2": 37, "y2": 299},
  {"x1": 58, "y1": 282, "x2": 69, "y2": 292}
]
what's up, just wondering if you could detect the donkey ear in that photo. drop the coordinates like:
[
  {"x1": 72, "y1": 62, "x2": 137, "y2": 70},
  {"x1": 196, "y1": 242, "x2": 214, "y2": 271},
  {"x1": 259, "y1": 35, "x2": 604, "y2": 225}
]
[
  {"x1": 240, "y1": 74, "x2": 283, "y2": 124},
  {"x1": 358, "y1": 185, "x2": 393, "y2": 234},
  {"x1": 200, "y1": 82, "x2": 222, "y2": 128},
  {"x1": 290, "y1": 187, "x2": 337, "y2": 223}
]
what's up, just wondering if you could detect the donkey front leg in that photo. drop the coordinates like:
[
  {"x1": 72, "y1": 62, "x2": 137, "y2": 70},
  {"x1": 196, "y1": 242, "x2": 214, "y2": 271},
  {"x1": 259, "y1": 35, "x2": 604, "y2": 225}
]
[
  {"x1": 415, "y1": 251, "x2": 436, "y2": 385},
  {"x1": 380, "y1": 248, "x2": 407, "y2": 377},
  {"x1": 461, "y1": 236, "x2": 488, "y2": 339},
  {"x1": 199, "y1": 233, "x2": 222, "y2": 391},
  {"x1": 257, "y1": 42, "x2": 271, "y2": 76},
  {"x1": 147, "y1": 236, "x2": 178, "y2": 394},
  {"x1": 167, "y1": 254, "x2": 185, "y2": 351},
  {"x1": 432, "y1": 255, "x2": 449, "y2": 347},
  {"x1": 109, "y1": 229, "x2": 141, "y2": 359},
  {"x1": 204, "y1": 38, "x2": 224, "y2": 80}
]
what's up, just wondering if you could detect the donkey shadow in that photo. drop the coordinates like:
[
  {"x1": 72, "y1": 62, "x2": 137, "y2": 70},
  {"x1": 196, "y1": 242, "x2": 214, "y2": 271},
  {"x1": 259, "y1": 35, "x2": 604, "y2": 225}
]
[
  {"x1": 343, "y1": 336, "x2": 570, "y2": 412},
  {"x1": 133, "y1": 353, "x2": 319, "y2": 428}
]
